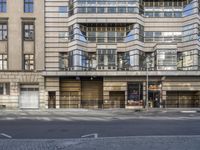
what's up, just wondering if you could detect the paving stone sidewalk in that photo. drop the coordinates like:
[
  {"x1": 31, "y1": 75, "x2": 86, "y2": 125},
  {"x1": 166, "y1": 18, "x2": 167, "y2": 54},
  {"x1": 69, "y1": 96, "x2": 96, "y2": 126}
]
[{"x1": 0, "y1": 136, "x2": 200, "y2": 150}]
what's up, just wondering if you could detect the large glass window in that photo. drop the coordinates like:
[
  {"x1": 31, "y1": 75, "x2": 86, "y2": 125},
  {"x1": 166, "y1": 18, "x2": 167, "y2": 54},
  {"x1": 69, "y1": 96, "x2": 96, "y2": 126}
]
[
  {"x1": 144, "y1": 31, "x2": 182, "y2": 42},
  {"x1": 178, "y1": 50, "x2": 199, "y2": 70},
  {"x1": 97, "y1": 7, "x2": 105, "y2": 13},
  {"x1": 24, "y1": 0, "x2": 33, "y2": 13},
  {"x1": 24, "y1": 54, "x2": 34, "y2": 70},
  {"x1": 127, "y1": 83, "x2": 143, "y2": 107},
  {"x1": 108, "y1": 32, "x2": 115, "y2": 42},
  {"x1": 88, "y1": 32, "x2": 96, "y2": 42},
  {"x1": 0, "y1": 23, "x2": 7, "y2": 40},
  {"x1": 156, "y1": 49, "x2": 177, "y2": 70},
  {"x1": 128, "y1": 7, "x2": 137, "y2": 13},
  {"x1": 108, "y1": 7, "x2": 116, "y2": 13},
  {"x1": 0, "y1": 54, "x2": 7, "y2": 70},
  {"x1": 183, "y1": 0, "x2": 195, "y2": 17},
  {"x1": 23, "y1": 23, "x2": 34, "y2": 40},
  {"x1": 182, "y1": 24, "x2": 197, "y2": 42},
  {"x1": 97, "y1": 49, "x2": 116, "y2": 70},
  {"x1": 164, "y1": 12, "x2": 173, "y2": 17},
  {"x1": 60, "y1": 53, "x2": 69, "y2": 70},
  {"x1": 118, "y1": 7, "x2": 126, "y2": 13},
  {"x1": 77, "y1": 7, "x2": 86, "y2": 13},
  {"x1": 87, "y1": 7, "x2": 96, "y2": 13},
  {"x1": 125, "y1": 50, "x2": 145, "y2": 71},
  {"x1": 68, "y1": 50, "x2": 89, "y2": 71},
  {"x1": 97, "y1": 32, "x2": 105, "y2": 43},
  {"x1": 0, "y1": 0, "x2": 6, "y2": 12}
]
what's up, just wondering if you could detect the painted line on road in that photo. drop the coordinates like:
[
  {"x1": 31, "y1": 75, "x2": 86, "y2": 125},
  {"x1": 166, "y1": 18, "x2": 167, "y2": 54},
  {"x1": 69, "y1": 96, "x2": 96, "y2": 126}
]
[
  {"x1": 0, "y1": 133, "x2": 12, "y2": 139},
  {"x1": 180, "y1": 111, "x2": 197, "y2": 113},
  {"x1": 81, "y1": 133, "x2": 98, "y2": 139}
]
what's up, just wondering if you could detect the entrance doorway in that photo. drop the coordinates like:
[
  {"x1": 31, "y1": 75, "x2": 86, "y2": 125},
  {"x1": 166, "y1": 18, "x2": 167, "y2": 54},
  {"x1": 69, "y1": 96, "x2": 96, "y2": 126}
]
[
  {"x1": 48, "y1": 91, "x2": 56, "y2": 108},
  {"x1": 148, "y1": 82, "x2": 161, "y2": 108}
]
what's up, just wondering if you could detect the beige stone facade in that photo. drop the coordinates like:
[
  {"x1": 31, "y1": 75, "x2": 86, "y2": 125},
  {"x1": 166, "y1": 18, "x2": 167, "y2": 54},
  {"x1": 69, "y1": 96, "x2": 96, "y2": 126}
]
[{"x1": 0, "y1": 0, "x2": 45, "y2": 109}]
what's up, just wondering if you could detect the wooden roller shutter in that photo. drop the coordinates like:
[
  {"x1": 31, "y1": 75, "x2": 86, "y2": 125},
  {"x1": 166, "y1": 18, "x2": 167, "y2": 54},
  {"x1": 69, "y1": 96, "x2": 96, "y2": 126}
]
[
  {"x1": 60, "y1": 80, "x2": 81, "y2": 108},
  {"x1": 81, "y1": 81, "x2": 103, "y2": 108}
]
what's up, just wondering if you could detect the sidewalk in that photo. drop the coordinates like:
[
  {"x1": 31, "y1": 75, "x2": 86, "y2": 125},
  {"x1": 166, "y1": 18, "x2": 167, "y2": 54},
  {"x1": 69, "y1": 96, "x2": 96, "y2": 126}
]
[{"x1": 0, "y1": 108, "x2": 199, "y2": 119}]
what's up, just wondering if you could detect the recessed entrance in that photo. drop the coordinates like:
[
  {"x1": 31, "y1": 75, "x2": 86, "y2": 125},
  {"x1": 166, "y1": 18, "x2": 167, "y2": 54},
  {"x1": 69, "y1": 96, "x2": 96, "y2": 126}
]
[{"x1": 48, "y1": 91, "x2": 56, "y2": 108}]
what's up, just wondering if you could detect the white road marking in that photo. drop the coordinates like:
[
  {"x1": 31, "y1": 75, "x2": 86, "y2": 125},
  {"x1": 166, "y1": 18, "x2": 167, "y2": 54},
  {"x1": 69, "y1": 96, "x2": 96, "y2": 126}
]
[
  {"x1": 180, "y1": 111, "x2": 197, "y2": 113},
  {"x1": 0, "y1": 133, "x2": 12, "y2": 139},
  {"x1": 81, "y1": 133, "x2": 98, "y2": 138}
]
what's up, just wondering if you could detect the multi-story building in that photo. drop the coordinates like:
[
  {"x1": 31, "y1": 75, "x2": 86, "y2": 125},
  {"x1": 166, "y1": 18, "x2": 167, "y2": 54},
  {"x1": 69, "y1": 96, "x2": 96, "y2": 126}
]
[
  {"x1": 0, "y1": 0, "x2": 45, "y2": 109},
  {"x1": 1, "y1": 0, "x2": 200, "y2": 110}
]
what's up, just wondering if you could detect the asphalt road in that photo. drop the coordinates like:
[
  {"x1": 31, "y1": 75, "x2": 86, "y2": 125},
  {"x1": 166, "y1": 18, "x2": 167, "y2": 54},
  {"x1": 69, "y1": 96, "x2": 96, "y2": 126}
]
[{"x1": 0, "y1": 118, "x2": 200, "y2": 139}]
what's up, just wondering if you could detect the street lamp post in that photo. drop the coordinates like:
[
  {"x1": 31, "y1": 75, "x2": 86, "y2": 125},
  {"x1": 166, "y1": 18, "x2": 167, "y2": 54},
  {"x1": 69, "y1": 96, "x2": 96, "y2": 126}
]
[
  {"x1": 146, "y1": 61, "x2": 149, "y2": 110},
  {"x1": 146, "y1": 56, "x2": 150, "y2": 110}
]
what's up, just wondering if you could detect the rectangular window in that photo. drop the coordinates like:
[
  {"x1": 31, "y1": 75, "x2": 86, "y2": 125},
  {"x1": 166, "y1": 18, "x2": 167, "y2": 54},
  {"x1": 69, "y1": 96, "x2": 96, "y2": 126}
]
[
  {"x1": 127, "y1": 83, "x2": 143, "y2": 106},
  {"x1": 118, "y1": 7, "x2": 126, "y2": 13},
  {"x1": 164, "y1": 12, "x2": 173, "y2": 17},
  {"x1": 59, "y1": 53, "x2": 68, "y2": 70},
  {"x1": 0, "y1": 0, "x2": 6, "y2": 12},
  {"x1": 23, "y1": 23, "x2": 34, "y2": 40},
  {"x1": 174, "y1": 12, "x2": 182, "y2": 18},
  {"x1": 77, "y1": 7, "x2": 86, "y2": 13},
  {"x1": 97, "y1": 32, "x2": 105, "y2": 43},
  {"x1": 87, "y1": 7, "x2": 96, "y2": 13},
  {"x1": 156, "y1": 49, "x2": 177, "y2": 70},
  {"x1": 88, "y1": 32, "x2": 96, "y2": 42},
  {"x1": 154, "y1": 12, "x2": 163, "y2": 17},
  {"x1": 97, "y1": 49, "x2": 116, "y2": 70},
  {"x1": 97, "y1": 7, "x2": 105, "y2": 13},
  {"x1": 128, "y1": 7, "x2": 137, "y2": 13},
  {"x1": 108, "y1": 32, "x2": 115, "y2": 43},
  {"x1": 24, "y1": 0, "x2": 33, "y2": 13},
  {"x1": 108, "y1": 7, "x2": 116, "y2": 13},
  {"x1": 0, "y1": 54, "x2": 7, "y2": 70},
  {"x1": 0, "y1": 23, "x2": 7, "y2": 40},
  {"x1": 24, "y1": 54, "x2": 34, "y2": 70},
  {"x1": 117, "y1": 32, "x2": 124, "y2": 42},
  {"x1": 144, "y1": 12, "x2": 153, "y2": 17},
  {"x1": 0, "y1": 83, "x2": 9, "y2": 95}
]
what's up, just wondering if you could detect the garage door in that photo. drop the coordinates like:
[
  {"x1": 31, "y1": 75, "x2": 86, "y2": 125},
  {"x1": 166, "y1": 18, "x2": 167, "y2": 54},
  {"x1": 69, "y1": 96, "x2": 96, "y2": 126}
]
[
  {"x1": 60, "y1": 80, "x2": 81, "y2": 108},
  {"x1": 166, "y1": 91, "x2": 200, "y2": 108},
  {"x1": 81, "y1": 80, "x2": 103, "y2": 109},
  {"x1": 20, "y1": 85, "x2": 39, "y2": 109},
  {"x1": 108, "y1": 91, "x2": 125, "y2": 108}
]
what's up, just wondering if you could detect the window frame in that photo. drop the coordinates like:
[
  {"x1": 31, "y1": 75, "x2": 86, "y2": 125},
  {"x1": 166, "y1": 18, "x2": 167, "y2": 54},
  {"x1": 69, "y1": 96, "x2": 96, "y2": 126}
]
[
  {"x1": 0, "y1": 54, "x2": 7, "y2": 70},
  {"x1": 24, "y1": 54, "x2": 35, "y2": 70},
  {"x1": 24, "y1": 0, "x2": 34, "y2": 13},
  {"x1": 0, "y1": 0, "x2": 6, "y2": 13},
  {"x1": 0, "y1": 23, "x2": 7, "y2": 41},
  {"x1": 23, "y1": 22, "x2": 34, "y2": 41}
]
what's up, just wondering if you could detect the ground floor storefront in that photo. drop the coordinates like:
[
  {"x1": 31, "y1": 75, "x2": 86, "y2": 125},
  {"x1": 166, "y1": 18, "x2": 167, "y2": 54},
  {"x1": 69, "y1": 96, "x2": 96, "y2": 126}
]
[
  {"x1": 0, "y1": 73, "x2": 200, "y2": 109},
  {"x1": 45, "y1": 76, "x2": 200, "y2": 109}
]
